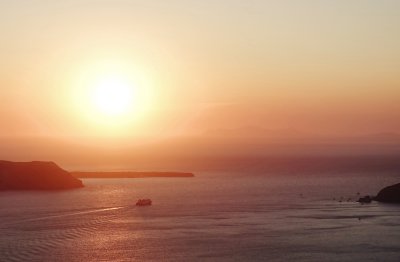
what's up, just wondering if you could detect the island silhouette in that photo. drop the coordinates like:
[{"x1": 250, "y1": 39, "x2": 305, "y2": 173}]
[
  {"x1": 0, "y1": 160, "x2": 194, "y2": 190},
  {"x1": 72, "y1": 171, "x2": 194, "y2": 178},
  {"x1": 0, "y1": 160, "x2": 83, "y2": 190}
]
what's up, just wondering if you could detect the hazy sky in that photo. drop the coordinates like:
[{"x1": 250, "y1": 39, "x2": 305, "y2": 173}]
[{"x1": 1, "y1": 0, "x2": 400, "y2": 159}]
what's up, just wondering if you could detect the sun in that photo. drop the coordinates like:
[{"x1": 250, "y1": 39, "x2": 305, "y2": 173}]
[
  {"x1": 69, "y1": 61, "x2": 154, "y2": 133},
  {"x1": 91, "y1": 75, "x2": 134, "y2": 116}
]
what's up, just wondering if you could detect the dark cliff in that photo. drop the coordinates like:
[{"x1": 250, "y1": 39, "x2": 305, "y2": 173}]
[
  {"x1": 0, "y1": 160, "x2": 83, "y2": 190},
  {"x1": 374, "y1": 183, "x2": 400, "y2": 203}
]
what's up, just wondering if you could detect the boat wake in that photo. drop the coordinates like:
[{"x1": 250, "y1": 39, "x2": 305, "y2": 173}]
[{"x1": 20, "y1": 206, "x2": 126, "y2": 223}]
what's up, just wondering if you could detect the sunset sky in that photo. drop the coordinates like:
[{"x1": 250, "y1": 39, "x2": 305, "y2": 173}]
[{"x1": 1, "y1": 1, "x2": 400, "y2": 166}]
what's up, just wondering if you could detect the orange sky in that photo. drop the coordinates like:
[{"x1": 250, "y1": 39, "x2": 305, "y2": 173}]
[{"x1": 1, "y1": 1, "x2": 400, "y2": 166}]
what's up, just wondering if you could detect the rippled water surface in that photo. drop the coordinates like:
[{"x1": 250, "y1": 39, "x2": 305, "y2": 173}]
[{"x1": 1, "y1": 173, "x2": 399, "y2": 261}]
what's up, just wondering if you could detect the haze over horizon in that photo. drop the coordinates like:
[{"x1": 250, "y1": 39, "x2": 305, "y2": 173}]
[{"x1": 1, "y1": 0, "x2": 400, "y2": 168}]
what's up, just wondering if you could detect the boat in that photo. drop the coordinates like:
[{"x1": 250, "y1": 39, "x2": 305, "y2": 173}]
[{"x1": 136, "y1": 199, "x2": 152, "y2": 206}]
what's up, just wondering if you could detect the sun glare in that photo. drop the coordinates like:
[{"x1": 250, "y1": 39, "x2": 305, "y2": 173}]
[
  {"x1": 91, "y1": 75, "x2": 134, "y2": 116},
  {"x1": 70, "y1": 61, "x2": 153, "y2": 132}
]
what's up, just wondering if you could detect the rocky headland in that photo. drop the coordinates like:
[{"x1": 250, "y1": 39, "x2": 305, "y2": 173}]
[
  {"x1": 0, "y1": 160, "x2": 84, "y2": 190},
  {"x1": 373, "y1": 183, "x2": 400, "y2": 203}
]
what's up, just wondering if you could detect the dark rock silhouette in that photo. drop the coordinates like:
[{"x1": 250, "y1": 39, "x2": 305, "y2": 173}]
[
  {"x1": 374, "y1": 183, "x2": 400, "y2": 203},
  {"x1": 357, "y1": 195, "x2": 372, "y2": 204},
  {"x1": 0, "y1": 160, "x2": 83, "y2": 190}
]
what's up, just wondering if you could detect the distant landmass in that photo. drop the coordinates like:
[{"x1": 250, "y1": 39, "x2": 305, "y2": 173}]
[
  {"x1": 0, "y1": 160, "x2": 83, "y2": 190},
  {"x1": 72, "y1": 171, "x2": 195, "y2": 178}
]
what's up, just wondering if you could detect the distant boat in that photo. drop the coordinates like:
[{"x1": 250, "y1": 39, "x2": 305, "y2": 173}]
[{"x1": 136, "y1": 199, "x2": 152, "y2": 206}]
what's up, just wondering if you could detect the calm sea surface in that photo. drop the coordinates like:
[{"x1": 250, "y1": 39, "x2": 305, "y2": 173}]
[{"x1": 1, "y1": 172, "x2": 399, "y2": 262}]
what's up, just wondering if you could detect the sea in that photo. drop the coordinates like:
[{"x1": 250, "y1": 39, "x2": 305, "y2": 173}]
[{"x1": 1, "y1": 172, "x2": 399, "y2": 262}]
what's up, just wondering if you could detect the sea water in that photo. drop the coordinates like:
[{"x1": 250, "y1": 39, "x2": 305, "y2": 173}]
[{"x1": 0, "y1": 172, "x2": 399, "y2": 261}]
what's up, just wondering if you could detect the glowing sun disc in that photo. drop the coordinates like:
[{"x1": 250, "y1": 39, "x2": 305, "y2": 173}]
[{"x1": 91, "y1": 76, "x2": 134, "y2": 116}]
